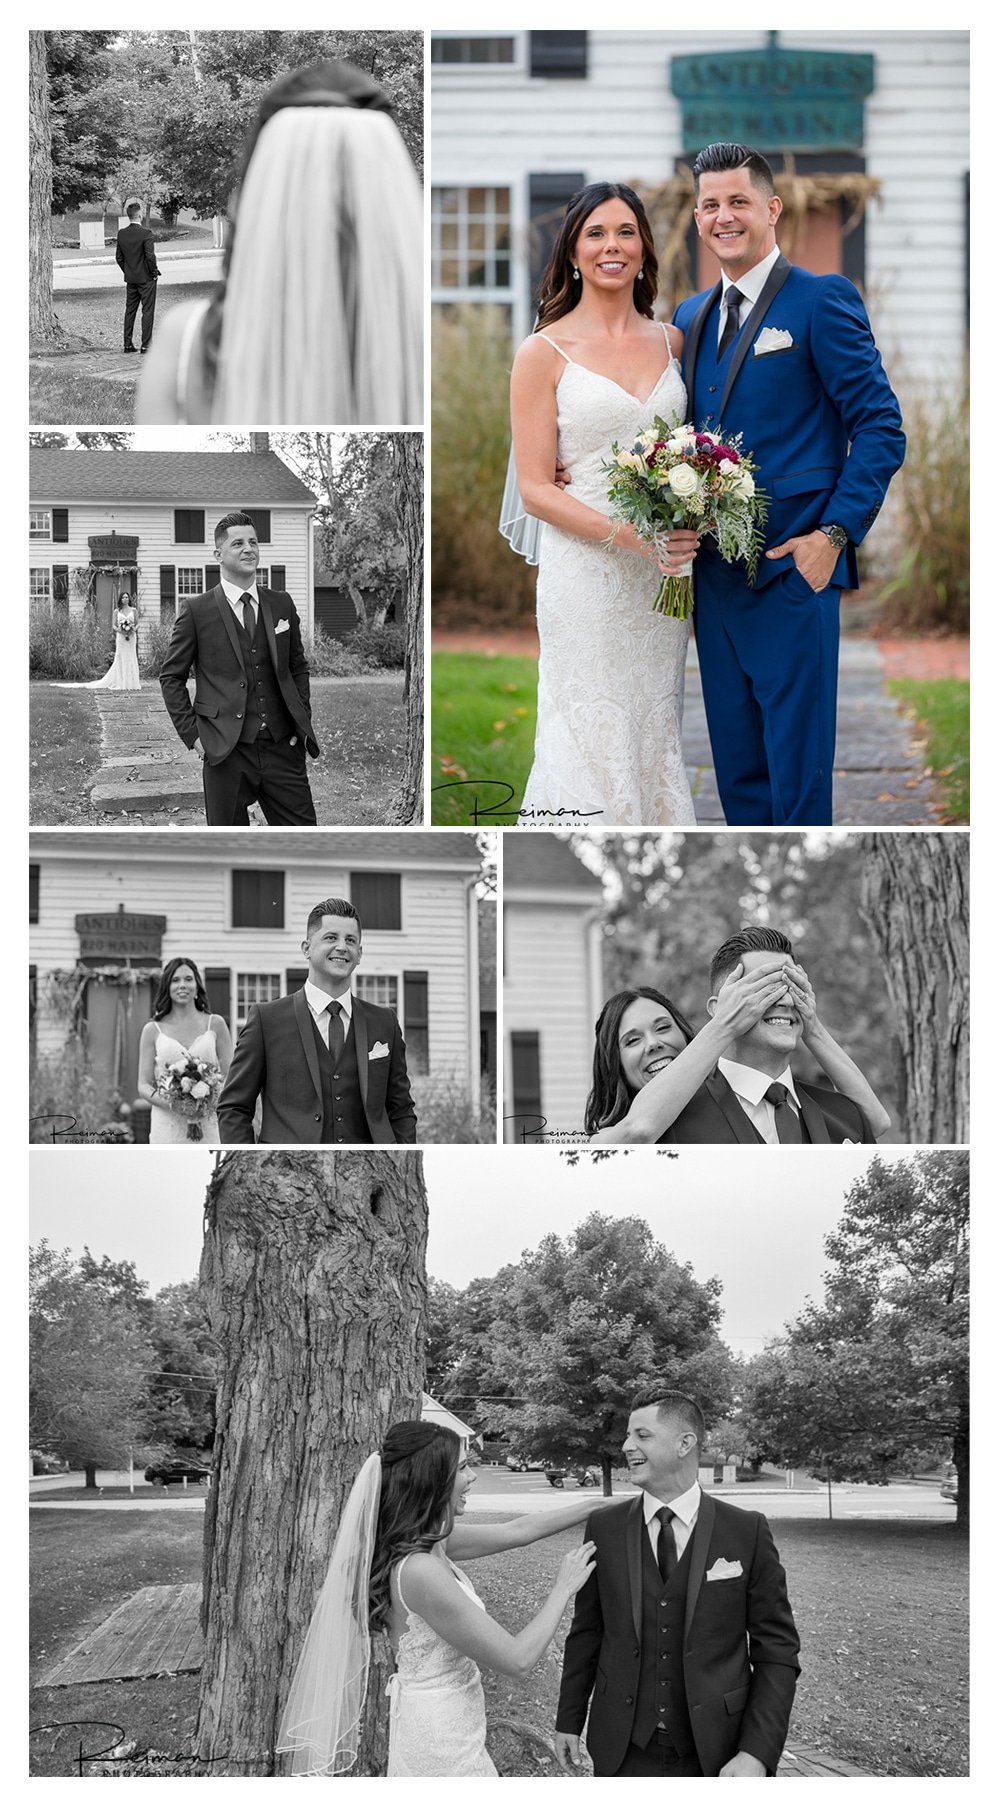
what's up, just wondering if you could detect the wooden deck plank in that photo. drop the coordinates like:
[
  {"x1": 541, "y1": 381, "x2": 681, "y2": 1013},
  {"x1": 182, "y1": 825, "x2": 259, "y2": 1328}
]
[
  {"x1": 39, "y1": 1583, "x2": 203, "y2": 1687},
  {"x1": 780, "y1": 1745, "x2": 869, "y2": 1777}
]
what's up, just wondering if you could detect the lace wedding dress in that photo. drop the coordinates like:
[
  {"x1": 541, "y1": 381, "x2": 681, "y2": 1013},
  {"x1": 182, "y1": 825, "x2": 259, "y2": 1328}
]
[
  {"x1": 149, "y1": 1027, "x2": 221, "y2": 1144},
  {"x1": 386, "y1": 1554, "x2": 498, "y2": 1776},
  {"x1": 521, "y1": 334, "x2": 696, "y2": 826}
]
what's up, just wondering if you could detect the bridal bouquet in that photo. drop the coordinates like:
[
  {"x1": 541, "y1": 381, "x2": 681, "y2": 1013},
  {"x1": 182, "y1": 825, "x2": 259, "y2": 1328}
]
[
  {"x1": 155, "y1": 1053, "x2": 223, "y2": 1141},
  {"x1": 604, "y1": 418, "x2": 769, "y2": 619}
]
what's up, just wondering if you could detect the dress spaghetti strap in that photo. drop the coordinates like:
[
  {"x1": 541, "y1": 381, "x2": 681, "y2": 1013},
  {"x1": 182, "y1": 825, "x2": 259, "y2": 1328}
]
[
  {"x1": 394, "y1": 1553, "x2": 416, "y2": 1615},
  {"x1": 536, "y1": 332, "x2": 573, "y2": 364}
]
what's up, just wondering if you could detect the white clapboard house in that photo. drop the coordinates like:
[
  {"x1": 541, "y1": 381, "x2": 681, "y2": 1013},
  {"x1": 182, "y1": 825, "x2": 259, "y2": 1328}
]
[
  {"x1": 28, "y1": 436, "x2": 316, "y2": 658},
  {"x1": 432, "y1": 28, "x2": 968, "y2": 385},
  {"x1": 29, "y1": 832, "x2": 485, "y2": 1122},
  {"x1": 503, "y1": 836, "x2": 605, "y2": 1143}
]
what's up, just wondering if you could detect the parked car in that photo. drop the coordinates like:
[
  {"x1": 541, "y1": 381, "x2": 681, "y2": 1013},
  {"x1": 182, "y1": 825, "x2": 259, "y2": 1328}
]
[
  {"x1": 505, "y1": 1454, "x2": 546, "y2": 1473},
  {"x1": 940, "y1": 1465, "x2": 958, "y2": 1502},
  {"x1": 545, "y1": 1463, "x2": 600, "y2": 1489},
  {"x1": 144, "y1": 1459, "x2": 212, "y2": 1487}
]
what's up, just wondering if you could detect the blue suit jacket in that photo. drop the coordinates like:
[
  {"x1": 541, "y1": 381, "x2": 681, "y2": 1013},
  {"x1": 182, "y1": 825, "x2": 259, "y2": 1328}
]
[{"x1": 673, "y1": 256, "x2": 905, "y2": 591}]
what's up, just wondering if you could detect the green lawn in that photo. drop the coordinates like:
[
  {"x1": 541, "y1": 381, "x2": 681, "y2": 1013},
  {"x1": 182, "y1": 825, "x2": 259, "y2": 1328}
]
[
  {"x1": 886, "y1": 678, "x2": 970, "y2": 824},
  {"x1": 29, "y1": 366, "x2": 135, "y2": 426},
  {"x1": 29, "y1": 1504, "x2": 967, "y2": 1778},
  {"x1": 431, "y1": 651, "x2": 537, "y2": 825}
]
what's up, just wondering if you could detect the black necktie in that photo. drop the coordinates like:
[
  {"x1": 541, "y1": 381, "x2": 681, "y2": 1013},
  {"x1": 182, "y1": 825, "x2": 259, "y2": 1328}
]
[
  {"x1": 656, "y1": 1506, "x2": 677, "y2": 1582},
  {"x1": 239, "y1": 591, "x2": 255, "y2": 637},
  {"x1": 764, "y1": 1081, "x2": 803, "y2": 1144},
  {"x1": 718, "y1": 286, "x2": 745, "y2": 361},
  {"x1": 327, "y1": 1001, "x2": 345, "y2": 1066}
]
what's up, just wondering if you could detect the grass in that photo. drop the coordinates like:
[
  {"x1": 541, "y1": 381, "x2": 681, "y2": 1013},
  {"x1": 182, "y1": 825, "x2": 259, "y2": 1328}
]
[
  {"x1": 431, "y1": 652, "x2": 537, "y2": 825},
  {"x1": 29, "y1": 367, "x2": 135, "y2": 426},
  {"x1": 47, "y1": 282, "x2": 213, "y2": 353},
  {"x1": 30, "y1": 283, "x2": 213, "y2": 425},
  {"x1": 886, "y1": 678, "x2": 970, "y2": 824},
  {"x1": 29, "y1": 1505, "x2": 967, "y2": 1779},
  {"x1": 29, "y1": 685, "x2": 103, "y2": 823},
  {"x1": 309, "y1": 677, "x2": 408, "y2": 824}
]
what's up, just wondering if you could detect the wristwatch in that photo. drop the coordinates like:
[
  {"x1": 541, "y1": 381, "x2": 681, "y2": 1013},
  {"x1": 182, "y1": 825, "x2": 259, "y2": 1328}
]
[{"x1": 818, "y1": 523, "x2": 848, "y2": 551}]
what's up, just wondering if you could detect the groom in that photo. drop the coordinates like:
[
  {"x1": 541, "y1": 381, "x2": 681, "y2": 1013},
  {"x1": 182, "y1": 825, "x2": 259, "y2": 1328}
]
[
  {"x1": 555, "y1": 1388, "x2": 800, "y2": 1776},
  {"x1": 673, "y1": 143, "x2": 906, "y2": 825},
  {"x1": 217, "y1": 897, "x2": 417, "y2": 1144},
  {"x1": 159, "y1": 511, "x2": 319, "y2": 825},
  {"x1": 667, "y1": 926, "x2": 877, "y2": 1144}
]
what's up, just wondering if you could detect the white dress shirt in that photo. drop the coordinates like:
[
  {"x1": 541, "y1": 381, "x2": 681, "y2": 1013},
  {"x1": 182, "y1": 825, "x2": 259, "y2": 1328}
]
[
  {"x1": 642, "y1": 1478, "x2": 701, "y2": 1563},
  {"x1": 717, "y1": 1056, "x2": 803, "y2": 1144},
  {"x1": 220, "y1": 575, "x2": 260, "y2": 625},
  {"x1": 718, "y1": 243, "x2": 782, "y2": 342},
  {"x1": 303, "y1": 979, "x2": 353, "y2": 1051}
]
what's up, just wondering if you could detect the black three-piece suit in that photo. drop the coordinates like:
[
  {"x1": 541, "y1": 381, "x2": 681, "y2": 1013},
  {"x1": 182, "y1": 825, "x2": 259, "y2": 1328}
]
[{"x1": 115, "y1": 220, "x2": 160, "y2": 352}]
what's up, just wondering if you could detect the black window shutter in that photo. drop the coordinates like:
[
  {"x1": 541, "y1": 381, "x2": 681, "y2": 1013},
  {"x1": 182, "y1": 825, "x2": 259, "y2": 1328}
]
[
  {"x1": 529, "y1": 31, "x2": 587, "y2": 79},
  {"x1": 232, "y1": 869, "x2": 285, "y2": 930},
  {"x1": 204, "y1": 967, "x2": 231, "y2": 1025},
  {"x1": 403, "y1": 969, "x2": 429, "y2": 1075},
  {"x1": 52, "y1": 508, "x2": 69, "y2": 543},
  {"x1": 270, "y1": 563, "x2": 286, "y2": 593},
  {"x1": 52, "y1": 565, "x2": 69, "y2": 614},
  {"x1": 285, "y1": 966, "x2": 308, "y2": 994},
  {"x1": 510, "y1": 1030, "x2": 543, "y2": 1121},
  {"x1": 205, "y1": 564, "x2": 220, "y2": 588},
  {"x1": 159, "y1": 566, "x2": 176, "y2": 622},
  {"x1": 174, "y1": 508, "x2": 205, "y2": 543},
  {"x1": 528, "y1": 171, "x2": 586, "y2": 311},
  {"x1": 245, "y1": 508, "x2": 271, "y2": 543},
  {"x1": 349, "y1": 871, "x2": 402, "y2": 931},
  {"x1": 29, "y1": 863, "x2": 40, "y2": 923}
]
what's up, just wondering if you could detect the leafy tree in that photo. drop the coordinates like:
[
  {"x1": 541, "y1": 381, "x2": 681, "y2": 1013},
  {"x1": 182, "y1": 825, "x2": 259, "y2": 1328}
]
[
  {"x1": 145, "y1": 1279, "x2": 218, "y2": 1451},
  {"x1": 431, "y1": 1214, "x2": 734, "y2": 1491},
  {"x1": 740, "y1": 1151, "x2": 968, "y2": 1523},
  {"x1": 30, "y1": 431, "x2": 133, "y2": 450},
  {"x1": 46, "y1": 30, "x2": 122, "y2": 212},
  {"x1": 29, "y1": 1242, "x2": 157, "y2": 1488}
]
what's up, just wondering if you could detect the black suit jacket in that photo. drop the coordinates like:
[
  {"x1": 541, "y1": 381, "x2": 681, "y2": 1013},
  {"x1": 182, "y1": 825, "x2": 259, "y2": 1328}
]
[
  {"x1": 116, "y1": 222, "x2": 160, "y2": 284},
  {"x1": 557, "y1": 1493, "x2": 800, "y2": 1777},
  {"x1": 217, "y1": 989, "x2": 416, "y2": 1145},
  {"x1": 158, "y1": 585, "x2": 318, "y2": 765},
  {"x1": 662, "y1": 1069, "x2": 875, "y2": 1144}
]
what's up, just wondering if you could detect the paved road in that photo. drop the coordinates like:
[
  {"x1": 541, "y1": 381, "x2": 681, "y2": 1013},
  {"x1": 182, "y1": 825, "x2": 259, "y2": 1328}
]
[{"x1": 52, "y1": 248, "x2": 223, "y2": 292}]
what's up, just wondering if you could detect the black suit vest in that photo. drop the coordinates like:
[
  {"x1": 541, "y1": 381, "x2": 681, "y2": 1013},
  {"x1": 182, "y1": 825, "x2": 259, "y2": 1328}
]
[
  {"x1": 307, "y1": 1011, "x2": 372, "y2": 1144},
  {"x1": 235, "y1": 605, "x2": 295, "y2": 745},
  {"x1": 631, "y1": 1524, "x2": 698, "y2": 1759}
]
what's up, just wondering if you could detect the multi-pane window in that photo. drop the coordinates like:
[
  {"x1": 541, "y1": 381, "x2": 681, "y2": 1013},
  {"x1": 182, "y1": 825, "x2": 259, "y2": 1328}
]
[
  {"x1": 432, "y1": 186, "x2": 512, "y2": 295},
  {"x1": 29, "y1": 510, "x2": 51, "y2": 540},
  {"x1": 30, "y1": 569, "x2": 51, "y2": 602},
  {"x1": 177, "y1": 568, "x2": 202, "y2": 597},
  {"x1": 431, "y1": 36, "x2": 516, "y2": 65},
  {"x1": 232, "y1": 869, "x2": 285, "y2": 929},
  {"x1": 236, "y1": 971, "x2": 282, "y2": 1027},
  {"x1": 355, "y1": 974, "x2": 399, "y2": 1011}
]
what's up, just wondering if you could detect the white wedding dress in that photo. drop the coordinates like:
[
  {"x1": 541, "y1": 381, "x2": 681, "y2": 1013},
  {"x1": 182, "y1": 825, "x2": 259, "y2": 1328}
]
[
  {"x1": 386, "y1": 1554, "x2": 498, "y2": 1776},
  {"x1": 521, "y1": 333, "x2": 696, "y2": 826},
  {"x1": 149, "y1": 1027, "x2": 221, "y2": 1144},
  {"x1": 88, "y1": 610, "x2": 141, "y2": 690}
]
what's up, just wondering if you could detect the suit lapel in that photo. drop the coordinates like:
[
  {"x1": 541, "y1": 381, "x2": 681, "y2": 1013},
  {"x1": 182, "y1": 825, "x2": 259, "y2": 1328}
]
[
  {"x1": 258, "y1": 588, "x2": 279, "y2": 671},
  {"x1": 352, "y1": 996, "x2": 369, "y2": 1101},
  {"x1": 292, "y1": 989, "x2": 324, "y2": 1109},
  {"x1": 625, "y1": 1496, "x2": 644, "y2": 1645},
  {"x1": 706, "y1": 1070, "x2": 761, "y2": 1144},
  {"x1": 213, "y1": 585, "x2": 247, "y2": 673},
  {"x1": 683, "y1": 281, "x2": 721, "y2": 396},
  {"x1": 683, "y1": 1489, "x2": 715, "y2": 1642},
  {"x1": 718, "y1": 253, "x2": 793, "y2": 423},
  {"x1": 796, "y1": 1087, "x2": 831, "y2": 1144}
]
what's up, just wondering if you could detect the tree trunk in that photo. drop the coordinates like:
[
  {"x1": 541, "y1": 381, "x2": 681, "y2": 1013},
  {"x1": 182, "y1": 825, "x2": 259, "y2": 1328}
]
[
  {"x1": 859, "y1": 834, "x2": 969, "y2": 1141},
  {"x1": 195, "y1": 1150, "x2": 429, "y2": 1777},
  {"x1": 392, "y1": 434, "x2": 424, "y2": 823},
  {"x1": 599, "y1": 1455, "x2": 615, "y2": 1496},
  {"x1": 345, "y1": 581, "x2": 367, "y2": 626},
  {"x1": 84, "y1": 1462, "x2": 97, "y2": 1490},
  {"x1": 953, "y1": 1416, "x2": 969, "y2": 1531},
  {"x1": 29, "y1": 33, "x2": 63, "y2": 348}
]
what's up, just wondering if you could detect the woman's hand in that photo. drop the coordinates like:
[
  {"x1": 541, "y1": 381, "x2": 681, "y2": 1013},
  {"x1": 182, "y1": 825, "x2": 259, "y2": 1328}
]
[
  {"x1": 711, "y1": 957, "x2": 796, "y2": 1037},
  {"x1": 555, "y1": 1540, "x2": 596, "y2": 1606},
  {"x1": 782, "y1": 961, "x2": 819, "y2": 1034}
]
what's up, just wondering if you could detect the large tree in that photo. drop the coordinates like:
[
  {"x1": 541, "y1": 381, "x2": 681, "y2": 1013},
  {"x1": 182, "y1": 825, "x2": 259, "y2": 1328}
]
[
  {"x1": 29, "y1": 33, "x2": 62, "y2": 349},
  {"x1": 740, "y1": 1151, "x2": 968, "y2": 1524},
  {"x1": 195, "y1": 1151, "x2": 428, "y2": 1777},
  {"x1": 29, "y1": 1242, "x2": 157, "y2": 1488},
  {"x1": 859, "y1": 834, "x2": 968, "y2": 1141},
  {"x1": 391, "y1": 432, "x2": 424, "y2": 823},
  {"x1": 432, "y1": 1213, "x2": 734, "y2": 1492}
]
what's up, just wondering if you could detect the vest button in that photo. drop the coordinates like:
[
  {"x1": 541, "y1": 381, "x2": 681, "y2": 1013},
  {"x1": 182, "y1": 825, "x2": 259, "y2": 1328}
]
[
  {"x1": 625, "y1": 1697, "x2": 633, "y2": 1706},
  {"x1": 708, "y1": 384, "x2": 717, "y2": 393}
]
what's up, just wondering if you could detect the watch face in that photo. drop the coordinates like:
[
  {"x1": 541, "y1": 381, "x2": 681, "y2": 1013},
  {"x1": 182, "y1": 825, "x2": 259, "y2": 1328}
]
[{"x1": 821, "y1": 524, "x2": 847, "y2": 550}]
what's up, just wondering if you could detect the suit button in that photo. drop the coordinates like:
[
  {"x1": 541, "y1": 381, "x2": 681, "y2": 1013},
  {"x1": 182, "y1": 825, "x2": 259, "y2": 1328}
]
[
  {"x1": 633, "y1": 1647, "x2": 640, "y2": 1657},
  {"x1": 236, "y1": 712, "x2": 243, "y2": 719},
  {"x1": 314, "y1": 1114, "x2": 321, "y2": 1121},
  {"x1": 708, "y1": 384, "x2": 717, "y2": 393},
  {"x1": 625, "y1": 1697, "x2": 633, "y2": 1706}
]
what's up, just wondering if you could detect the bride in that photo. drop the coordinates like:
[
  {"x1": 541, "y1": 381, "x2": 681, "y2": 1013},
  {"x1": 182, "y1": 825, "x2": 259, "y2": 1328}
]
[
  {"x1": 57, "y1": 592, "x2": 141, "y2": 691},
  {"x1": 507, "y1": 181, "x2": 700, "y2": 827},
  {"x1": 137, "y1": 957, "x2": 232, "y2": 1143},
  {"x1": 277, "y1": 1420, "x2": 606, "y2": 1776}
]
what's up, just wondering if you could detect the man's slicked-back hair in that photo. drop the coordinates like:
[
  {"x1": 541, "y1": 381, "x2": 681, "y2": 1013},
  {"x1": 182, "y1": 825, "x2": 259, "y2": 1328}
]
[
  {"x1": 710, "y1": 925, "x2": 793, "y2": 995},
  {"x1": 126, "y1": 201, "x2": 142, "y2": 220},
  {"x1": 305, "y1": 896, "x2": 361, "y2": 939},
  {"x1": 630, "y1": 1387, "x2": 706, "y2": 1447},
  {"x1": 692, "y1": 143, "x2": 775, "y2": 198},
  {"x1": 214, "y1": 510, "x2": 256, "y2": 550}
]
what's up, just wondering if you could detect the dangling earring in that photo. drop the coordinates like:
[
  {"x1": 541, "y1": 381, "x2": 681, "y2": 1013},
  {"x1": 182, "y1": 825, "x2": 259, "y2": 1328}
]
[
  {"x1": 638, "y1": 265, "x2": 645, "y2": 280},
  {"x1": 572, "y1": 264, "x2": 580, "y2": 281}
]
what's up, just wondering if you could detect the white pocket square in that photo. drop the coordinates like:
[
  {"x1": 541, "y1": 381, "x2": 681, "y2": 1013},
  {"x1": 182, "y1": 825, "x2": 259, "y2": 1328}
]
[
  {"x1": 369, "y1": 1041, "x2": 390, "y2": 1060},
  {"x1": 754, "y1": 328, "x2": 794, "y2": 355},
  {"x1": 274, "y1": 618, "x2": 290, "y2": 634},
  {"x1": 705, "y1": 1558, "x2": 744, "y2": 1581}
]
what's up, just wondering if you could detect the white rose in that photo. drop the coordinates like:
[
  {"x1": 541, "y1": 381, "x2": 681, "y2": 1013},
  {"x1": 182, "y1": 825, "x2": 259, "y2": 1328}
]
[
  {"x1": 616, "y1": 450, "x2": 646, "y2": 473},
  {"x1": 190, "y1": 1081, "x2": 211, "y2": 1100},
  {"x1": 668, "y1": 464, "x2": 699, "y2": 498},
  {"x1": 732, "y1": 471, "x2": 756, "y2": 499}
]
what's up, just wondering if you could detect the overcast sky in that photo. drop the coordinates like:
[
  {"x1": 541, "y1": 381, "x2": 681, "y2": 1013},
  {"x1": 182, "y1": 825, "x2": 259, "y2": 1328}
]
[{"x1": 29, "y1": 1145, "x2": 903, "y2": 1356}]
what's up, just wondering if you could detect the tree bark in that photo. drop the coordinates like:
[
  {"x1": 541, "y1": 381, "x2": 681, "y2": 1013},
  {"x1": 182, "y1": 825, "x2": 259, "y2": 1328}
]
[
  {"x1": 195, "y1": 1150, "x2": 429, "y2": 1776},
  {"x1": 859, "y1": 834, "x2": 968, "y2": 1142},
  {"x1": 392, "y1": 434, "x2": 424, "y2": 823},
  {"x1": 29, "y1": 33, "x2": 63, "y2": 348},
  {"x1": 84, "y1": 1462, "x2": 97, "y2": 1490}
]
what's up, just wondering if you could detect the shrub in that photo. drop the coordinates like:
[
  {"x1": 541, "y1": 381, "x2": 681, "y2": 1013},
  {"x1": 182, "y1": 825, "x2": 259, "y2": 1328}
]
[
  {"x1": 139, "y1": 618, "x2": 174, "y2": 679},
  {"x1": 414, "y1": 1069, "x2": 496, "y2": 1144},
  {"x1": 29, "y1": 608, "x2": 109, "y2": 681},
  {"x1": 879, "y1": 380, "x2": 970, "y2": 633},
  {"x1": 29, "y1": 1035, "x2": 120, "y2": 1140},
  {"x1": 432, "y1": 305, "x2": 537, "y2": 627},
  {"x1": 305, "y1": 624, "x2": 373, "y2": 677},
  {"x1": 344, "y1": 621, "x2": 406, "y2": 669}
]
